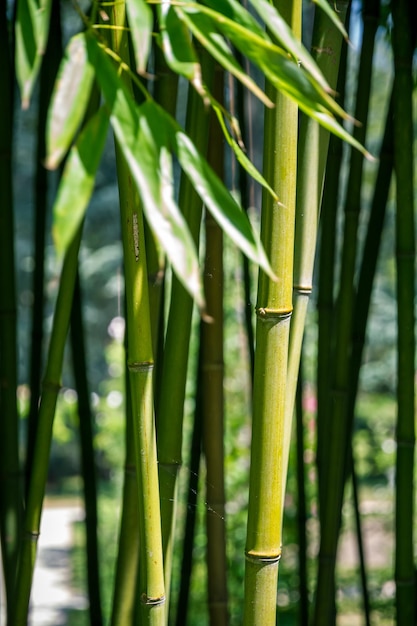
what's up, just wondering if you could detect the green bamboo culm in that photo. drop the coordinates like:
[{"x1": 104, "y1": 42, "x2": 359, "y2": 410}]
[
  {"x1": 156, "y1": 56, "x2": 214, "y2": 615},
  {"x1": 26, "y1": 0, "x2": 62, "y2": 493},
  {"x1": 295, "y1": 363, "x2": 308, "y2": 626},
  {"x1": 243, "y1": 1, "x2": 300, "y2": 624},
  {"x1": 70, "y1": 272, "x2": 103, "y2": 626},
  {"x1": 391, "y1": 1, "x2": 416, "y2": 623},
  {"x1": 313, "y1": 2, "x2": 379, "y2": 622},
  {"x1": 12, "y1": 224, "x2": 84, "y2": 625},
  {"x1": 0, "y1": 0, "x2": 21, "y2": 616},
  {"x1": 202, "y1": 66, "x2": 228, "y2": 625},
  {"x1": 109, "y1": 3, "x2": 165, "y2": 623},
  {"x1": 283, "y1": 0, "x2": 350, "y2": 506}
]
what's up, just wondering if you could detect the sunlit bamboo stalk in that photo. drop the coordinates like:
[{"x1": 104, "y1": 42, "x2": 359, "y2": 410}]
[
  {"x1": 243, "y1": 2, "x2": 300, "y2": 623},
  {"x1": 0, "y1": 1, "x2": 21, "y2": 616},
  {"x1": 156, "y1": 56, "x2": 214, "y2": 614},
  {"x1": 283, "y1": 0, "x2": 350, "y2": 507},
  {"x1": 109, "y1": 3, "x2": 165, "y2": 622},
  {"x1": 313, "y1": 1, "x2": 379, "y2": 623},
  {"x1": 391, "y1": 1, "x2": 415, "y2": 623}
]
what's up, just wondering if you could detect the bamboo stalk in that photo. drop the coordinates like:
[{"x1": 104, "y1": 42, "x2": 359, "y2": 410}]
[
  {"x1": 313, "y1": 1, "x2": 379, "y2": 623},
  {"x1": 174, "y1": 347, "x2": 203, "y2": 626},
  {"x1": 26, "y1": 0, "x2": 62, "y2": 494},
  {"x1": 0, "y1": 1, "x2": 21, "y2": 616},
  {"x1": 156, "y1": 56, "x2": 214, "y2": 613},
  {"x1": 243, "y1": 1, "x2": 300, "y2": 623},
  {"x1": 70, "y1": 272, "x2": 103, "y2": 626},
  {"x1": 283, "y1": 0, "x2": 351, "y2": 507},
  {"x1": 109, "y1": 3, "x2": 165, "y2": 622},
  {"x1": 295, "y1": 364, "x2": 308, "y2": 626},
  {"x1": 202, "y1": 66, "x2": 228, "y2": 625},
  {"x1": 12, "y1": 225, "x2": 84, "y2": 625},
  {"x1": 391, "y1": 1, "x2": 416, "y2": 623}
]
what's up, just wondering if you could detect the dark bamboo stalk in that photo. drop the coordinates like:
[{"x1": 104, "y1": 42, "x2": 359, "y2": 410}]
[
  {"x1": 391, "y1": 1, "x2": 416, "y2": 623},
  {"x1": 70, "y1": 271, "x2": 103, "y2": 626},
  {"x1": 0, "y1": 1, "x2": 21, "y2": 616},
  {"x1": 26, "y1": 0, "x2": 62, "y2": 493},
  {"x1": 202, "y1": 65, "x2": 228, "y2": 625}
]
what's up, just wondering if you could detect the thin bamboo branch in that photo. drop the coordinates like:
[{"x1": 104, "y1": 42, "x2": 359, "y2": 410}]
[
  {"x1": 391, "y1": 1, "x2": 416, "y2": 623},
  {"x1": 243, "y1": 2, "x2": 300, "y2": 623},
  {"x1": 295, "y1": 364, "x2": 308, "y2": 626}
]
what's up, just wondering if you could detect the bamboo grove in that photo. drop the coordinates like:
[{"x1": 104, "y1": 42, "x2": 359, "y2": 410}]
[{"x1": 0, "y1": 0, "x2": 415, "y2": 624}]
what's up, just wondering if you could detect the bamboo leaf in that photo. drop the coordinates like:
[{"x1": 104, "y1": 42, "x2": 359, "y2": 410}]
[
  {"x1": 212, "y1": 105, "x2": 279, "y2": 201},
  {"x1": 126, "y1": 0, "x2": 153, "y2": 74},
  {"x1": 158, "y1": 2, "x2": 204, "y2": 95},
  {"x1": 174, "y1": 7, "x2": 274, "y2": 108},
  {"x1": 15, "y1": 0, "x2": 53, "y2": 108},
  {"x1": 86, "y1": 34, "x2": 205, "y2": 309},
  {"x1": 312, "y1": 0, "x2": 350, "y2": 43},
  {"x1": 45, "y1": 34, "x2": 95, "y2": 170},
  {"x1": 172, "y1": 126, "x2": 276, "y2": 280},
  {"x1": 53, "y1": 107, "x2": 109, "y2": 256}
]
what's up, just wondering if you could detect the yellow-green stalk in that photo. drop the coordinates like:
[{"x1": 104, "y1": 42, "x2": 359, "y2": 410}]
[
  {"x1": 283, "y1": 0, "x2": 350, "y2": 506},
  {"x1": 243, "y1": 1, "x2": 300, "y2": 623},
  {"x1": 109, "y1": 3, "x2": 165, "y2": 622}
]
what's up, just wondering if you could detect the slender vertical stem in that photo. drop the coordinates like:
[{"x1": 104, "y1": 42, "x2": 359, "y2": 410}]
[
  {"x1": 12, "y1": 226, "x2": 84, "y2": 625},
  {"x1": 0, "y1": 1, "x2": 21, "y2": 615},
  {"x1": 109, "y1": 3, "x2": 165, "y2": 622},
  {"x1": 70, "y1": 272, "x2": 103, "y2": 626},
  {"x1": 243, "y1": 2, "x2": 300, "y2": 624},
  {"x1": 156, "y1": 56, "x2": 214, "y2": 612},
  {"x1": 26, "y1": 0, "x2": 62, "y2": 493},
  {"x1": 313, "y1": 2, "x2": 379, "y2": 623},
  {"x1": 391, "y1": 1, "x2": 416, "y2": 623},
  {"x1": 295, "y1": 365, "x2": 308, "y2": 626},
  {"x1": 202, "y1": 66, "x2": 228, "y2": 625}
]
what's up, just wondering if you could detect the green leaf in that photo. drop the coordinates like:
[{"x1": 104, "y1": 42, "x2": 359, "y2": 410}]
[
  {"x1": 175, "y1": 7, "x2": 274, "y2": 108},
  {"x1": 126, "y1": 0, "x2": 153, "y2": 74},
  {"x1": 85, "y1": 34, "x2": 205, "y2": 310},
  {"x1": 53, "y1": 107, "x2": 109, "y2": 256},
  {"x1": 212, "y1": 105, "x2": 279, "y2": 202},
  {"x1": 15, "y1": 0, "x2": 53, "y2": 108},
  {"x1": 312, "y1": 0, "x2": 350, "y2": 43},
  {"x1": 172, "y1": 125, "x2": 276, "y2": 280},
  {"x1": 46, "y1": 34, "x2": 95, "y2": 170},
  {"x1": 158, "y1": 2, "x2": 204, "y2": 94}
]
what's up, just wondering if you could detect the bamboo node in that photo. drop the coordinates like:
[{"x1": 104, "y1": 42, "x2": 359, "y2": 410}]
[
  {"x1": 293, "y1": 284, "x2": 312, "y2": 296},
  {"x1": 127, "y1": 360, "x2": 154, "y2": 372},
  {"x1": 25, "y1": 530, "x2": 40, "y2": 542},
  {"x1": 140, "y1": 593, "x2": 166, "y2": 606},
  {"x1": 245, "y1": 551, "x2": 281, "y2": 564},
  {"x1": 256, "y1": 307, "x2": 292, "y2": 321},
  {"x1": 41, "y1": 380, "x2": 62, "y2": 393}
]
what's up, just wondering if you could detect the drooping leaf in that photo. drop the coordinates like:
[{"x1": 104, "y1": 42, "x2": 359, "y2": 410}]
[
  {"x1": 212, "y1": 105, "x2": 279, "y2": 202},
  {"x1": 312, "y1": 0, "x2": 350, "y2": 43},
  {"x1": 53, "y1": 106, "x2": 109, "y2": 255},
  {"x1": 85, "y1": 34, "x2": 205, "y2": 309},
  {"x1": 46, "y1": 33, "x2": 95, "y2": 169},
  {"x1": 126, "y1": 0, "x2": 153, "y2": 74},
  {"x1": 15, "y1": 0, "x2": 53, "y2": 108},
  {"x1": 157, "y1": 1, "x2": 204, "y2": 95},
  {"x1": 174, "y1": 7, "x2": 274, "y2": 108}
]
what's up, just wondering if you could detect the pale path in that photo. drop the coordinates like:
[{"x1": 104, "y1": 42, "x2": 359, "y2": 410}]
[{"x1": 29, "y1": 501, "x2": 88, "y2": 625}]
